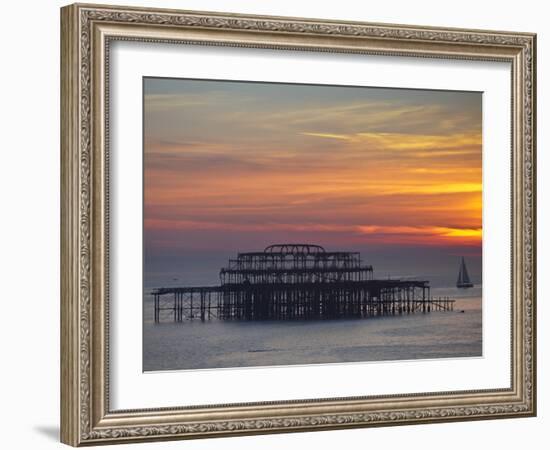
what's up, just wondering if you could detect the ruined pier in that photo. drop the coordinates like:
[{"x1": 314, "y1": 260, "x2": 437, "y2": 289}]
[{"x1": 152, "y1": 244, "x2": 454, "y2": 323}]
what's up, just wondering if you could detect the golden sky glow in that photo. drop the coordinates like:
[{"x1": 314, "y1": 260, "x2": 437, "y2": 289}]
[{"x1": 144, "y1": 79, "x2": 482, "y2": 262}]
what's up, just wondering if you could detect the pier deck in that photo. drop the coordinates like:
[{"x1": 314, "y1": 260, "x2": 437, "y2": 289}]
[{"x1": 152, "y1": 279, "x2": 454, "y2": 323}]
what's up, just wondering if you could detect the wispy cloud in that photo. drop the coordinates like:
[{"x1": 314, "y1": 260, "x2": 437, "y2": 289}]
[
  {"x1": 144, "y1": 79, "x2": 482, "y2": 253},
  {"x1": 301, "y1": 132, "x2": 353, "y2": 141}
]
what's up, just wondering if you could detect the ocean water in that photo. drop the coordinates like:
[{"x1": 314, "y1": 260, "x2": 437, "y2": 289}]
[{"x1": 143, "y1": 286, "x2": 482, "y2": 371}]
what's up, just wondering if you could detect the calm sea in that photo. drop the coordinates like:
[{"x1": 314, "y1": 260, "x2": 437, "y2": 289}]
[{"x1": 143, "y1": 285, "x2": 482, "y2": 371}]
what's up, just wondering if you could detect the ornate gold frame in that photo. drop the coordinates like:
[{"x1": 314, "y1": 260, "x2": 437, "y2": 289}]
[{"x1": 60, "y1": 3, "x2": 536, "y2": 446}]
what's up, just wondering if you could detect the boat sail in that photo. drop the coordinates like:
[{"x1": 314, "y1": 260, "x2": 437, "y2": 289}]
[{"x1": 456, "y1": 257, "x2": 474, "y2": 288}]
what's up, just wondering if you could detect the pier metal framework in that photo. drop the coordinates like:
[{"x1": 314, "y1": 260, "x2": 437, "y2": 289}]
[{"x1": 152, "y1": 244, "x2": 454, "y2": 323}]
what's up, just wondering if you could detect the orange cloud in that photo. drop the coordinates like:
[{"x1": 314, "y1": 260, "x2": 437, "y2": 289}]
[{"x1": 144, "y1": 83, "x2": 482, "y2": 253}]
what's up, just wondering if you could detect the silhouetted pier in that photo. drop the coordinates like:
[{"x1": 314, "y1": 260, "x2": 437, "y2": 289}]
[{"x1": 152, "y1": 244, "x2": 454, "y2": 323}]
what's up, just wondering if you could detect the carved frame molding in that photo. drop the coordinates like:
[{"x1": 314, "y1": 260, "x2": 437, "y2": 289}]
[{"x1": 61, "y1": 3, "x2": 536, "y2": 446}]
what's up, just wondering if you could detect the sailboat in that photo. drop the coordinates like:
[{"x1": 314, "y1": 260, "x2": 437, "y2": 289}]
[{"x1": 456, "y1": 257, "x2": 474, "y2": 289}]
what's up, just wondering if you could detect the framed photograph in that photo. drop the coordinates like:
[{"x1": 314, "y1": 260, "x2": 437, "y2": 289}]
[{"x1": 60, "y1": 3, "x2": 536, "y2": 446}]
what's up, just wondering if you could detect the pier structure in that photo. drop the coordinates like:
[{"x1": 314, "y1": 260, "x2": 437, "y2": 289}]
[{"x1": 152, "y1": 244, "x2": 454, "y2": 323}]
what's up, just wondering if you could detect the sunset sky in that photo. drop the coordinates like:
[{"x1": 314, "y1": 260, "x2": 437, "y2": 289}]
[{"x1": 143, "y1": 78, "x2": 482, "y2": 288}]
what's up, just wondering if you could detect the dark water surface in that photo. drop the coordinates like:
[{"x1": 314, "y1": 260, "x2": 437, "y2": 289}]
[{"x1": 143, "y1": 287, "x2": 482, "y2": 371}]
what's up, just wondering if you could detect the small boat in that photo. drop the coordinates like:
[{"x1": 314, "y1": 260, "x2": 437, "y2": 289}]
[{"x1": 456, "y1": 257, "x2": 474, "y2": 289}]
